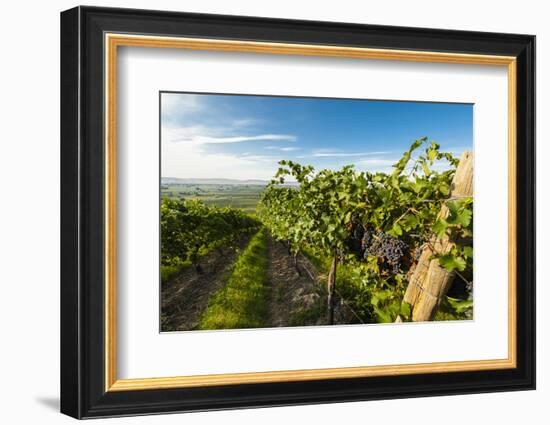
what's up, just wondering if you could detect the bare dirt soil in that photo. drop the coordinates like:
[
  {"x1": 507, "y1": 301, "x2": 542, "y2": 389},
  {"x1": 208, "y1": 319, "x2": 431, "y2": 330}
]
[
  {"x1": 265, "y1": 237, "x2": 326, "y2": 327},
  {"x1": 160, "y1": 237, "x2": 251, "y2": 332},
  {"x1": 161, "y1": 234, "x2": 329, "y2": 332}
]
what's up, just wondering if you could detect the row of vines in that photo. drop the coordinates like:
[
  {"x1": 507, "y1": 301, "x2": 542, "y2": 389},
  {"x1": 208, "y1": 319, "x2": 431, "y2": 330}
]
[
  {"x1": 160, "y1": 199, "x2": 261, "y2": 280},
  {"x1": 257, "y1": 138, "x2": 474, "y2": 323}
]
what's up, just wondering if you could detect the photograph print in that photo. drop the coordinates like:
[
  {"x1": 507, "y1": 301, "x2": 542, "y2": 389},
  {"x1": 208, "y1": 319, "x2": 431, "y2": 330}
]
[{"x1": 160, "y1": 92, "x2": 474, "y2": 332}]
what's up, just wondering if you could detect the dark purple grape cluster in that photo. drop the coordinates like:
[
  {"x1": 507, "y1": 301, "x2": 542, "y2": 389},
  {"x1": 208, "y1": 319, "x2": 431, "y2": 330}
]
[
  {"x1": 361, "y1": 228, "x2": 375, "y2": 252},
  {"x1": 353, "y1": 225, "x2": 364, "y2": 241},
  {"x1": 345, "y1": 230, "x2": 363, "y2": 256},
  {"x1": 344, "y1": 219, "x2": 364, "y2": 257},
  {"x1": 367, "y1": 232, "x2": 409, "y2": 274},
  {"x1": 345, "y1": 222, "x2": 410, "y2": 274}
]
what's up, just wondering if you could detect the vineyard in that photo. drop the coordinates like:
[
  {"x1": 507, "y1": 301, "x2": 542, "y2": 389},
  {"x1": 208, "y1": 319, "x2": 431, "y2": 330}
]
[
  {"x1": 161, "y1": 138, "x2": 473, "y2": 331},
  {"x1": 160, "y1": 199, "x2": 260, "y2": 280}
]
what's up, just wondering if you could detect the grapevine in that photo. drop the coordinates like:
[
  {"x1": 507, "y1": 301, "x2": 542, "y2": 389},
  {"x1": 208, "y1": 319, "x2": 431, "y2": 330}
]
[
  {"x1": 161, "y1": 198, "x2": 261, "y2": 275},
  {"x1": 258, "y1": 137, "x2": 473, "y2": 323}
]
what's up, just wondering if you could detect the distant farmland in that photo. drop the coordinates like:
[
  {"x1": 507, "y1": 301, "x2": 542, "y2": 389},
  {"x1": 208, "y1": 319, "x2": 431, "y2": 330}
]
[{"x1": 161, "y1": 184, "x2": 265, "y2": 212}]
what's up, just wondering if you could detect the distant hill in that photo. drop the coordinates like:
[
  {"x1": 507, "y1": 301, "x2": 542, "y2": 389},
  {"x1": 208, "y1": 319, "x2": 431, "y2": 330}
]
[{"x1": 162, "y1": 177, "x2": 270, "y2": 186}]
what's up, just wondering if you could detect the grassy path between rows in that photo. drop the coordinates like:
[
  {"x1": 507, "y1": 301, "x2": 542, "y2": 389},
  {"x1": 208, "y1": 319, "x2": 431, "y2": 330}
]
[
  {"x1": 160, "y1": 235, "x2": 253, "y2": 332},
  {"x1": 199, "y1": 228, "x2": 270, "y2": 330}
]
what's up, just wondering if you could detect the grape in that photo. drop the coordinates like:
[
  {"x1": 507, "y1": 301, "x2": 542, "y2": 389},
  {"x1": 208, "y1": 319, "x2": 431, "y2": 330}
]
[
  {"x1": 345, "y1": 237, "x2": 362, "y2": 256},
  {"x1": 346, "y1": 224, "x2": 409, "y2": 273},
  {"x1": 361, "y1": 227, "x2": 375, "y2": 253},
  {"x1": 365, "y1": 232, "x2": 409, "y2": 274},
  {"x1": 345, "y1": 222, "x2": 367, "y2": 258},
  {"x1": 353, "y1": 225, "x2": 364, "y2": 240}
]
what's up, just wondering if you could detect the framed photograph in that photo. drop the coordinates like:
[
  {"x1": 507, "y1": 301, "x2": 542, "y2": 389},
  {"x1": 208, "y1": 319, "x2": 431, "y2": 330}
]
[{"x1": 60, "y1": 6, "x2": 535, "y2": 419}]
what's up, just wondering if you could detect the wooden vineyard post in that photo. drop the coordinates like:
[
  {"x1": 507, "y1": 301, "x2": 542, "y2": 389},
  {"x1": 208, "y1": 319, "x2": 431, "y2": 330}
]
[
  {"x1": 402, "y1": 151, "x2": 473, "y2": 322},
  {"x1": 327, "y1": 249, "x2": 338, "y2": 325}
]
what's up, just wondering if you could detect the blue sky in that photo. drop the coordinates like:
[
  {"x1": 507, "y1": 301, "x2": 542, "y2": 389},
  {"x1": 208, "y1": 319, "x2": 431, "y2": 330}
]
[{"x1": 161, "y1": 92, "x2": 472, "y2": 180}]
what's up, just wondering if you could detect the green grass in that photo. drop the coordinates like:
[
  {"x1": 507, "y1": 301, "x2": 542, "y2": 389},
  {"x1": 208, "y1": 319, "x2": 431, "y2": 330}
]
[
  {"x1": 301, "y1": 246, "x2": 375, "y2": 324},
  {"x1": 301, "y1": 246, "x2": 329, "y2": 271},
  {"x1": 160, "y1": 262, "x2": 191, "y2": 285},
  {"x1": 199, "y1": 228, "x2": 270, "y2": 330},
  {"x1": 161, "y1": 184, "x2": 264, "y2": 212},
  {"x1": 289, "y1": 301, "x2": 326, "y2": 327},
  {"x1": 302, "y1": 246, "x2": 471, "y2": 323}
]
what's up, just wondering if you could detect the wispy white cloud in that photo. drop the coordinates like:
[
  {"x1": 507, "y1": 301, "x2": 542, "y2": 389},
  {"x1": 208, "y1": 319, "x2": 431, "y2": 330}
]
[
  {"x1": 265, "y1": 146, "x2": 300, "y2": 152},
  {"x1": 358, "y1": 158, "x2": 398, "y2": 167},
  {"x1": 296, "y1": 150, "x2": 392, "y2": 159},
  {"x1": 238, "y1": 153, "x2": 275, "y2": 162},
  {"x1": 161, "y1": 94, "x2": 261, "y2": 133},
  {"x1": 161, "y1": 93, "x2": 204, "y2": 124},
  {"x1": 312, "y1": 151, "x2": 391, "y2": 158},
  {"x1": 161, "y1": 94, "x2": 296, "y2": 179},
  {"x1": 232, "y1": 118, "x2": 259, "y2": 128},
  {"x1": 172, "y1": 133, "x2": 297, "y2": 144},
  {"x1": 162, "y1": 139, "x2": 282, "y2": 180}
]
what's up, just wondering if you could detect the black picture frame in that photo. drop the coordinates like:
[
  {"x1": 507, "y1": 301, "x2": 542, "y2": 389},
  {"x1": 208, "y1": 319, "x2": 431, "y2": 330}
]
[{"x1": 61, "y1": 5, "x2": 536, "y2": 419}]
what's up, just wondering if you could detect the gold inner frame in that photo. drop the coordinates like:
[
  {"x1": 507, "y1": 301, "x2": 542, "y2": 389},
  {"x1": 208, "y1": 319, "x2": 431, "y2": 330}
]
[{"x1": 104, "y1": 33, "x2": 517, "y2": 392}]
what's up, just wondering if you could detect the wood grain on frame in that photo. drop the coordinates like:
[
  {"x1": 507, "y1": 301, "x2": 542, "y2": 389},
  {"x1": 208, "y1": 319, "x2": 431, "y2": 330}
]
[{"x1": 104, "y1": 33, "x2": 518, "y2": 392}]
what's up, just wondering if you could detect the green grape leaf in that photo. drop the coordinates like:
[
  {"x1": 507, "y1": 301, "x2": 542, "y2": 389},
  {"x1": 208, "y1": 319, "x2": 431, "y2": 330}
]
[
  {"x1": 447, "y1": 297, "x2": 473, "y2": 314},
  {"x1": 438, "y1": 254, "x2": 467, "y2": 272},
  {"x1": 432, "y1": 219, "x2": 448, "y2": 237}
]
